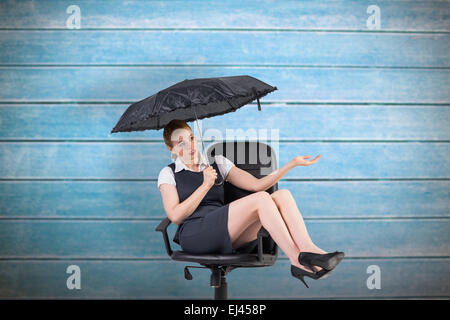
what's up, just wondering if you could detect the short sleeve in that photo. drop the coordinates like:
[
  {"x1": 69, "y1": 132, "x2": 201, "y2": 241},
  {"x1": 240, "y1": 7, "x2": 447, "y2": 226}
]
[
  {"x1": 215, "y1": 155, "x2": 235, "y2": 181},
  {"x1": 157, "y1": 166, "x2": 176, "y2": 189}
]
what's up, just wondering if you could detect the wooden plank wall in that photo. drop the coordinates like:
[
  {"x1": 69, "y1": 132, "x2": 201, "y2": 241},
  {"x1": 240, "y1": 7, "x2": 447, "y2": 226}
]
[{"x1": 0, "y1": 0, "x2": 449, "y2": 299}]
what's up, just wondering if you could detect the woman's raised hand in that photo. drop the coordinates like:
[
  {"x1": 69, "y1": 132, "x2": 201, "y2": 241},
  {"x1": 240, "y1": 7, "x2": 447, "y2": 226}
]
[
  {"x1": 292, "y1": 154, "x2": 322, "y2": 167},
  {"x1": 202, "y1": 165, "x2": 218, "y2": 188}
]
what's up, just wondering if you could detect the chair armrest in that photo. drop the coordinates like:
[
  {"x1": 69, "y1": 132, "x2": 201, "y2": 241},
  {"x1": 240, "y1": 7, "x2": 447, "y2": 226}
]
[
  {"x1": 256, "y1": 227, "x2": 270, "y2": 262},
  {"x1": 155, "y1": 217, "x2": 173, "y2": 257},
  {"x1": 257, "y1": 227, "x2": 269, "y2": 238}
]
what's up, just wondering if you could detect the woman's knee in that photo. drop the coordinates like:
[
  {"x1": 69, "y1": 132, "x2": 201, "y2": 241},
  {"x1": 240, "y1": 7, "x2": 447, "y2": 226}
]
[
  {"x1": 229, "y1": 191, "x2": 274, "y2": 222},
  {"x1": 255, "y1": 190, "x2": 273, "y2": 204},
  {"x1": 271, "y1": 189, "x2": 293, "y2": 202},
  {"x1": 255, "y1": 191, "x2": 278, "y2": 215}
]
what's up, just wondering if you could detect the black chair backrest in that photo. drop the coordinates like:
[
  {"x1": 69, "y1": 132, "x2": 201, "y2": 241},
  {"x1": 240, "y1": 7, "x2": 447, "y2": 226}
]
[
  {"x1": 207, "y1": 141, "x2": 279, "y2": 204},
  {"x1": 207, "y1": 141, "x2": 279, "y2": 255}
]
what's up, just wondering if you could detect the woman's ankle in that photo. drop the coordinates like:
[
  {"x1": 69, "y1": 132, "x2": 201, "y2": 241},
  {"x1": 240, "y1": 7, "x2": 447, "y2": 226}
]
[
  {"x1": 290, "y1": 259, "x2": 314, "y2": 272},
  {"x1": 301, "y1": 244, "x2": 327, "y2": 254}
]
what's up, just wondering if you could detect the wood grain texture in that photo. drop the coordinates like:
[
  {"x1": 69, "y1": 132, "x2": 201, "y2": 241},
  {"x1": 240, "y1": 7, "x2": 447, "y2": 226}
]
[
  {"x1": 0, "y1": 67, "x2": 448, "y2": 103},
  {"x1": 0, "y1": 31, "x2": 448, "y2": 67},
  {"x1": 1, "y1": 180, "x2": 448, "y2": 219},
  {"x1": 0, "y1": 0, "x2": 448, "y2": 299},
  {"x1": 1, "y1": 142, "x2": 449, "y2": 178},
  {"x1": 0, "y1": 219, "x2": 449, "y2": 258},
  {"x1": 0, "y1": 105, "x2": 449, "y2": 140},
  {"x1": 0, "y1": 259, "x2": 448, "y2": 299},
  {"x1": 0, "y1": 0, "x2": 448, "y2": 31}
]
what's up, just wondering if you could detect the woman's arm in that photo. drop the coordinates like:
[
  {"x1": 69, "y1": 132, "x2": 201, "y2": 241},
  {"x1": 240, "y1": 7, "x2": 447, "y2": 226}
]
[
  {"x1": 158, "y1": 166, "x2": 217, "y2": 225},
  {"x1": 226, "y1": 154, "x2": 322, "y2": 192},
  {"x1": 159, "y1": 182, "x2": 211, "y2": 225}
]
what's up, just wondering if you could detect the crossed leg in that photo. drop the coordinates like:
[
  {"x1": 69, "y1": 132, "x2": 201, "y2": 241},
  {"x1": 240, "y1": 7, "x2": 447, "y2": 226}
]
[
  {"x1": 231, "y1": 219, "x2": 262, "y2": 249},
  {"x1": 271, "y1": 189, "x2": 326, "y2": 256},
  {"x1": 227, "y1": 190, "x2": 326, "y2": 272}
]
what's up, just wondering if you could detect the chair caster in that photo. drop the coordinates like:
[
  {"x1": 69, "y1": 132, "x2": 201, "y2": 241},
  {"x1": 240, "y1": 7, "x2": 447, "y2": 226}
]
[
  {"x1": 184, "y1": 267, "x2": 193, "y2": 280},
  {"x1": 184, "y1": 265, "x2": 208, "y2": 281}
]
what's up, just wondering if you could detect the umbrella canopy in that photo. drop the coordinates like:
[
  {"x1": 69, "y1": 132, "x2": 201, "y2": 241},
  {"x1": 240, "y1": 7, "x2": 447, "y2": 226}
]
[
  {"x1": 110, "y1": 75, "x2": 277, "y2": 133},
  {"x1": 110, "y1": 75, "x2": 277, "y2": 185}
]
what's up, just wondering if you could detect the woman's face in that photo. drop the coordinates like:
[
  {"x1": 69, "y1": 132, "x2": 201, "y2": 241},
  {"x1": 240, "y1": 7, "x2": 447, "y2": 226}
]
[{"x1": 169, "y1": 128, "x2": 199, "y2": 164}]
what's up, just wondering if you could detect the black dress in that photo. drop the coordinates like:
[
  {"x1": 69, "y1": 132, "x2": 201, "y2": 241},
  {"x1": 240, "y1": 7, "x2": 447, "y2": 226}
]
[{"x1": 168, "y1": 160, "x2": 257, "y2": 255}]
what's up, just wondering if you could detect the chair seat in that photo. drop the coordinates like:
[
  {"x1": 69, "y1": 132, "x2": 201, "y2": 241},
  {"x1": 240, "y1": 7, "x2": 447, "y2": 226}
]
[{"x1": 171, "y1": 250, "x2": 276, "y2": 267}]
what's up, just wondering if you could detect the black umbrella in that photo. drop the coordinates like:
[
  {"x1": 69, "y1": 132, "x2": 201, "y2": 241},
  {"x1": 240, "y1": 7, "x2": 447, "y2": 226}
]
[{"x1": 111, "y1": 75, "x2": 277, "y2": 184}]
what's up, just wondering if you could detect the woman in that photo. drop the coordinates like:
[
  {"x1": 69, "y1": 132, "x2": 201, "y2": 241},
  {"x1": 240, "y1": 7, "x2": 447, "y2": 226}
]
[{"x1": 157, "y1": 120, "x2": 344, "y2": 287}]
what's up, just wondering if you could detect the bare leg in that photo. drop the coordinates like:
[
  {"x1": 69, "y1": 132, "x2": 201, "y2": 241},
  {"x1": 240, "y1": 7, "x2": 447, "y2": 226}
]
[
  {"x1": 227, "y1": 191, "x2": 312, "y2": 272},
  {"x1": 231, "y1": 219, "x2": 261, "y2": 250},
  {"x1": 271, "y1": 189, "x2": 327, "y2": 271},
  {"x1": 271, "y1": 189, "x2": 326, "y2": 253}
]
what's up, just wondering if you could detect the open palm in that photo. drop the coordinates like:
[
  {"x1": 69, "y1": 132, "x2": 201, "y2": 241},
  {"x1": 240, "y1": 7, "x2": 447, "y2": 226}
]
[{"x1": 292, "y1": 154, "x2": 321, "y2": 166}]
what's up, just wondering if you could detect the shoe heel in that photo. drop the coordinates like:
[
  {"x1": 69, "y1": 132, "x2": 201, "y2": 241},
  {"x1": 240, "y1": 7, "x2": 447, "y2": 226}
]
[
  {"x1": 291, "y1": 265, "x2": 316, "y2": 288},
  {"x1": 298, "y1": 275, "x2": 309, "y2": 288}
]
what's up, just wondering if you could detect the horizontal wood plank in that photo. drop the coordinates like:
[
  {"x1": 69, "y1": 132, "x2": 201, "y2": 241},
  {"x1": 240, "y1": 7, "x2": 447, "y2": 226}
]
[
  {"x1": 0, "y1": 67, "x2": 448, "y2": 103},
  {"x1": 0, "y1": 219, "x2": 448, "y2": 258},
  {"x1": 0, "y1": 31, "x2": 448, "y2": 67},
  {"x1": 0, "y1": 258, "x2": 448, "y2": 298},
  {"x1": 0, "y1": 180, "x2": 448, "y2": 219},
  {"x1": 0, "y1": 0, "x2": 448, "y2": 31},
  {"x1": 1, "y1": 105, "x2": 449, "y2": 140},
  {"x1": 1, "y1": 142, "x2": 449, "y2": 178}
]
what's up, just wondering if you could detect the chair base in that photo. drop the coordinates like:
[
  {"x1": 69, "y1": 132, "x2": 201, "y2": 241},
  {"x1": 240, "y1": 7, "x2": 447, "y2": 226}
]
[
  {"x1": 180, "y1": 250, "x2": 278, "y2": 300},
  {"x1": 184, "y1": 265, "x2": 231, "y2": 300},
  {"x1": 212, "y1": 268, "x2": 228, "y2": 300},
  {"x1": 214, "y1": 277, "x2": 228, "y2": 300}
]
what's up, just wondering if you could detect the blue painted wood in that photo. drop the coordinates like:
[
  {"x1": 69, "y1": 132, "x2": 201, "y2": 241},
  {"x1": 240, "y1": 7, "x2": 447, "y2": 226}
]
[
  {"x1": 0, "y1": 105, "x2": 449, "y2": 140},
  {"x1": 0, "y1": 219, "x2": 449, "y2": 258},
  {"x1": 0, "y1": 0, "x2": 448, "y2": 31},
  {"x1": 0, "y1": 0, "x2": 448, "y2": 299},
  {"x1": 0, "y1": 67, "x2": 448, "y2": 103},
  {"x1": 1, "y1": 181, "x2": 448, "y2": 219},
  {"x1": 1, "y1": 31, "x2": 448, "y2": 67},
  {"x1": 0, "y1": 259, "x2": 448, "y2": 299},
  {"x1": 0, "y1": 142, "x2": 449, "y2": 178}
]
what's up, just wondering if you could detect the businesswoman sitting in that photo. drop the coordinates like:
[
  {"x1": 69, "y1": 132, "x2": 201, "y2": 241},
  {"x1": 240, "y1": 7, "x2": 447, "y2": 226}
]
[{"x1": 157, "y1": 120, "x2": 344, "y2": 287}]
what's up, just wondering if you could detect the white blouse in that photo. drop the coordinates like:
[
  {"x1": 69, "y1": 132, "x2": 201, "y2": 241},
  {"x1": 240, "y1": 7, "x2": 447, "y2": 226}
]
[{"x1": 157, "y1": 154, "x2": 235, "y2": 189}]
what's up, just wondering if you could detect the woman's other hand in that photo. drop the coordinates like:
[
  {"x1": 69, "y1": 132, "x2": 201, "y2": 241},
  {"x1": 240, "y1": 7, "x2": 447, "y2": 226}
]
[
  {"x1": 202, "y1": 165, "x2": 218, "y2": 188},
  {"x1": 292, "y1": 154, "x2": 322, "y2": 167}
]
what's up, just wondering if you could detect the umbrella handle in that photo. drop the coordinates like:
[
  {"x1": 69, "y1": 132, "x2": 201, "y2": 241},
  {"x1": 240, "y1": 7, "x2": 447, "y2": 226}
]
[
  {"x1": 214, "y1": 172, "x2": 224, "y2": 186},
  {"x1": 192, "y1": 106, "x2": 224, "y2": 186}
]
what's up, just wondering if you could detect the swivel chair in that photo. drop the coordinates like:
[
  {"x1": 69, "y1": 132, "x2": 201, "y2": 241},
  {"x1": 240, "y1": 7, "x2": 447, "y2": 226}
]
[{"x1": 155, "y1": 141, "x2": 279, "y2": 299}]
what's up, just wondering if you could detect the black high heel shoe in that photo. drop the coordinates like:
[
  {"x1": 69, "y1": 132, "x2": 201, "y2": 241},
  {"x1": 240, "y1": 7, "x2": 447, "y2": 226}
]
[
  {"x1": 315, "y1": 267, "x2": 336, "y2": 280},
  {"x1": 290, "y1": 265, "x2": 319, "y2": 288},
  {"x1": 299, "y1": 251, "x2": 345, "y2": 272}
]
